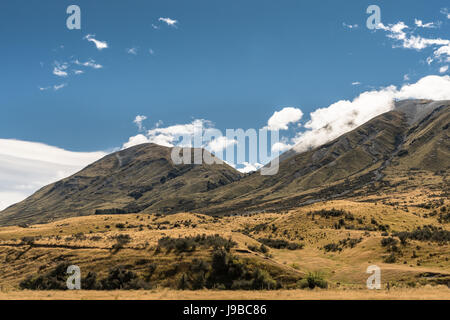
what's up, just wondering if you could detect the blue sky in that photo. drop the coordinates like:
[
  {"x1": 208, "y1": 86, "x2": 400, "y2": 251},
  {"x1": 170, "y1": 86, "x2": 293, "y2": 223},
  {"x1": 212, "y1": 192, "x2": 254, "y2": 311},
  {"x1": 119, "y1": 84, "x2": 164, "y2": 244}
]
[
  {"x1": 1, "y1": 0, "x2": 449, "y2": 151},
  {"x1": 1, "y1": 0, "x2": 450, "y2": 209}
]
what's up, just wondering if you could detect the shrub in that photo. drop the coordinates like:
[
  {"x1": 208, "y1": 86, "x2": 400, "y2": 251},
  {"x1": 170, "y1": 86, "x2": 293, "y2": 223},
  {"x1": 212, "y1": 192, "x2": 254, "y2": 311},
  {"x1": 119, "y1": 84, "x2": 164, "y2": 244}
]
[
  {"x1": 258, "y1": 238, "x2": 303, "y2": 250},
  {"x1": 20, "y1": 263, "x2": 69, "y2": 290},
  {"x1": 394, "y1": 226, "x2": 450, "y2": 243},
  {"x1": 158, "y1": 234, "x2": 236, "y2": 253},
  {"x1": 297, "y1": 272, "x2": 328, "y2": 289},
  {"x1": 384, "y1": 253, "x2": 397, "y2": 263},
  {"x1": 100, "y1": 266, "x2": 147, "y2": 290}
]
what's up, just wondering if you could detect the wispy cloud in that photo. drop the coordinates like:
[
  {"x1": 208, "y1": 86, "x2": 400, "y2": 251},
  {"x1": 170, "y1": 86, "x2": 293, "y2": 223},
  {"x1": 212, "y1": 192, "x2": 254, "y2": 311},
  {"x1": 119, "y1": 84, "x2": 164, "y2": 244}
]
[
  {"x1": 126, "y1": 47, "x2": 138, "y2": 55},
  {"x1": 52, "y1": 61, "x2": 69, "y2": 77},
  {"x1": 159, "y1": 17, "x2": 178, "y2": 27},
  {"x1": 375, "y1": 20, "x2": 450, "y2": 63},
  {"x1": 73, "y1": 59, "x2": 103, "y2": 69},
  {"x1": 440, "y1": 65, "x2": 449, "y2": 73},
  {"x1": 441, "y1": 8, "x2": 450, "y2": 19},
  {"x1": 352, "y1": 81, "x2": 361, "y2": 86},
  {"x1": 83, "y1": 34, "x2": 108, "y2": 50},
  {"x1": 343, "y1": 22, "x2": 359, "y2": 29},
  {"x1": 0, "y1": 139, "x2": 106, "y2": 210},
  {"x1": 414, "y1": 19, "x2": 437, "y2": 28},
  {"x1": 53, "y1": 83, "x2": 67, "y2": 91}
]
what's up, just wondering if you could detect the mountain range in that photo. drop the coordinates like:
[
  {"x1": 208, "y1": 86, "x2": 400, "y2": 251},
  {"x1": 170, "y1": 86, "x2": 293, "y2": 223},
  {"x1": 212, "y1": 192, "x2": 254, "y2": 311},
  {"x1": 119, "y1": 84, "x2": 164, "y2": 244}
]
[{"x1": 0, "y1": 99, "x2": 448, "y2": 226}]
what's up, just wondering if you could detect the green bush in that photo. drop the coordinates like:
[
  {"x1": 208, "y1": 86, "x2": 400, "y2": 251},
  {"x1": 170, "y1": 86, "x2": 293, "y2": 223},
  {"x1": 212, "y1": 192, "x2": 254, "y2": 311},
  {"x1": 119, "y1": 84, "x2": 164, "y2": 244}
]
[{"x1": 297, "y1": 272, "x2": 328, "y2": 289}]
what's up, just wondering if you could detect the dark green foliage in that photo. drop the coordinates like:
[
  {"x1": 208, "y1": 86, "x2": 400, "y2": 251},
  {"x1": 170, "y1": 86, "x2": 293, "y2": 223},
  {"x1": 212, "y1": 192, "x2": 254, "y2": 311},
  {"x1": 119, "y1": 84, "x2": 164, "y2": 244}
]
[
  {"x1": 324, "y1": 237, "x2": 362, "y2": 252},
  {"x1": 100, "y1": 266, "x2": 148, "y2": 290},
  {"x1": 381, "y1": 237, "x2": 398, "y2": 247},
  {"x1": 95, "y1": 208, "x2": 127, "y2": 215},
  {"x1": 308, "y1": 208, "x2": 347, "y2": 218},
  {"x1": 258, "y1": 238, "x2": 304, "y2": 250},
  {"x1": 82, "y1": 272, "x2": 101, "y2": 290},
  {"x1": 19, "y1": 263, "x2": 70, "y2": 290},
  {"x1": 384, "y1": 253, "x2": 397, "y2": 263},
  {"x1": 297, "y1": 272, "x2": 328, "y2": 289},
  {"x1": 158, "y1": 234, "x2": 236, "y2": 253},
  {"x1": 206, "y1": 248, "x2": 277, "y2": 290},
  {"x1": 394, "y1": 225, "x2": 450, "y2": 243}
]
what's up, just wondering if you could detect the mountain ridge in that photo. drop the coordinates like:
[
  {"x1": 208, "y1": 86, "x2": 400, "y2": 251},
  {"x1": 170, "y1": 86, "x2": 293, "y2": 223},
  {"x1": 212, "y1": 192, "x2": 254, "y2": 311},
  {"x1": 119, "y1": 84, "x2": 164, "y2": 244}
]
[{"x1": 0, "y1": 99, "x2": 449, "y2": 226}]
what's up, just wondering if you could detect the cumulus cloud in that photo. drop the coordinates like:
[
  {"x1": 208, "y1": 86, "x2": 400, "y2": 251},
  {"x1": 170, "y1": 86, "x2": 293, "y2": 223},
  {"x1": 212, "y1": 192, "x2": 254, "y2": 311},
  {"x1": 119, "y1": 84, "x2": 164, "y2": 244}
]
[
  {"x1": 236, "y1": 162, "x2": 263, "y2": 174},
  {"x1": 266, "y1": 107, "x2": 303, "y2": 131},
  {"x1": 207, "y1": 136, "x2": 237, "y2": 153},
  {"x1": 292, "y1": 75, "x2": 450, "y2": 153},
  {"x1": 440, "y1": 65, "x2": 449, "y2": 73},
  {"x1": 159, "y1": 17, "x2": 178, "y2": 27},
  {"x1": 84, "y1": 34, "x2": 108, "y2": 50},
  {"x1": 272, "y1": 142, "x2": 292, "y2": 153},
  {"x1": 133, "y1": 115, "x2": 147, "y2": 131},
  {"x1": 0, "y1": 139, "x2": 106, "y2": 210},
  {"x1": 123, "y1": 119, "x2": 212, "y2": 149}
]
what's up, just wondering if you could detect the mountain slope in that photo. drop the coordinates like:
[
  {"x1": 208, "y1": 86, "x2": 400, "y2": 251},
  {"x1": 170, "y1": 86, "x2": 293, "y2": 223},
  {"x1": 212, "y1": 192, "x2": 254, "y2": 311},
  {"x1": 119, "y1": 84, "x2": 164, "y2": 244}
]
[
  {"x1": 0, "y1": 100, "x2": 448, "y2": 226},
  {"x1": 0, "y1": 144, "x2": 242, "y2": 226},
  {"x1": 195, "y1": 100, "x2": 450, "y2": 214}
]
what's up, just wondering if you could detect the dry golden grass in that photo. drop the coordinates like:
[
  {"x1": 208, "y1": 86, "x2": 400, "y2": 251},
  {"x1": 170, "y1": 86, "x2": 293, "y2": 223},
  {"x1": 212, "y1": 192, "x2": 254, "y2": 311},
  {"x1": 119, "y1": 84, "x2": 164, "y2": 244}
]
[
  {"x1": 0, "y1": 287, "x2": 449, "y2": 300},
  {"x1": 0, "y1": 192, "x2": 448, "y2": 298}
]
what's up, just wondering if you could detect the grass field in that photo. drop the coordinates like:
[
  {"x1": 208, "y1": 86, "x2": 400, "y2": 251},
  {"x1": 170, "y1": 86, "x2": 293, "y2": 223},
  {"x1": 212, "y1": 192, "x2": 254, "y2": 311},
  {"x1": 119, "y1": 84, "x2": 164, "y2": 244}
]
[
  {"x1": 0, "y1": 287, "x2": 449, "y2": 300},
  {"x1": 0, "y1": 187, "x2": 448, "y2": 300}
]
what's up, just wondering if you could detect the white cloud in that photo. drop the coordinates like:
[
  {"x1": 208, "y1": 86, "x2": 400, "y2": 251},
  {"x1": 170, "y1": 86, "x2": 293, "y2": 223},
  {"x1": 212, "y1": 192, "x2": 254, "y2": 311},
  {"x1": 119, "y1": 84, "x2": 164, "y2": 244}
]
[
  {"x1": 403, "y1": 74, "x2": 410, "y2": 81},
  {"x1": 236, "y1": 162, "x2": 263, "y2": 174},
  {"x1": 414, "y1": 19, "x2": 437, "y2": 28},
  {"x1": 123, "y1": 119, "x2": 212, "y2": 149},
  {"x1": 0, "y1": 139, "x2": 106, "y2": 210},
  {"x1": 292, "y1": 75, "x2": 450, "y2": 153},
  {"x1": 73, "y1": 70, "x2": 84, "y2": 75},
  {"x1": 375, "y1": 20, "x2": 450, "y2": 62},
  {"x1": 441, "y1": 8, "x2": 450, "y2": 19},
  {"x1": 84, "y1": 34, "x2": 108, "y2": 50},
  {"x1": 133, "y1": 115, "x2": 147, "y2": 131},
  {"x1": 440, "y1": 65, "x2": 449, "y2": 73},
  {"x1": 53, "y1": 83, "x2": 67, "y2": 91},
  {"x1": 434, "y1": 44, "x2": 450, "y2": 62},
  {"x1": 272, "y1": 142, "x2": 292, "y2": 153},
  {"x1": 352, "y1": 81, "x2": 361, "y2": 86},
  {"x1": 159, "y1": 17, "x2": 178, "y2": 27},
  {"x1": 73, "y1": 59, "x2": 103, "y2": 69},
  {"x1": 126, "y1": 47, "x2": 138, "y2": 55},
  {"x1": 343, "y1": 23, "x2": 359, "y2": 29},
  {"x1": 207, "y1": 136, "x2": 237, "y2": 153},
  {"x1": 52, "y1": 61, "x2": 69, "y2": 77},
  {"x1": 266, "y1": 107, "x2": 303, "y2": 131}
]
